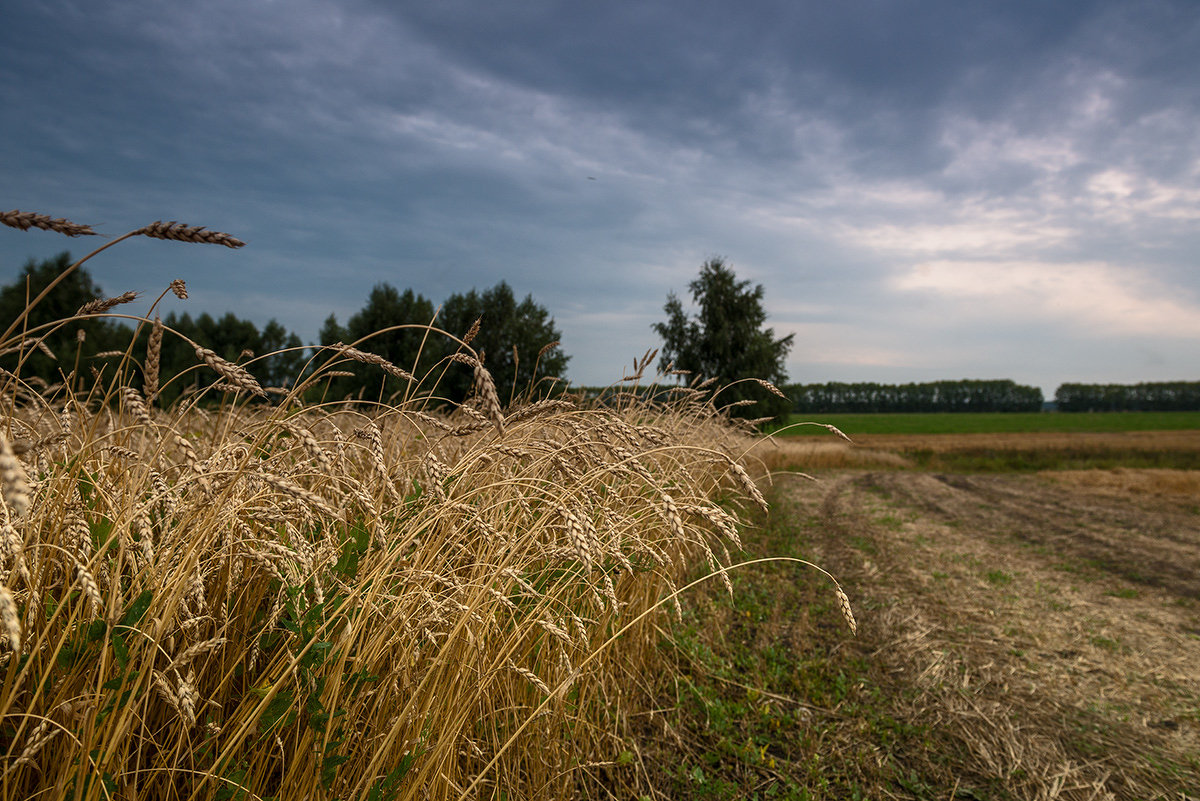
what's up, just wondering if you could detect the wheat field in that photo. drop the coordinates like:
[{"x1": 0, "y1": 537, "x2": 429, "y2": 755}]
[{"x1": 0, "y1": 211, "x2": 849, "y2": 800}]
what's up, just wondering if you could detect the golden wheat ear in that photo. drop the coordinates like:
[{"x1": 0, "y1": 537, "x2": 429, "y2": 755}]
[
  {"x1": 138, "y1": 220, "x2": 245, "y2": 248},
  {"x1": 1, "y1": 209, "x2": 97, "y2": 237},
  {"x1": 0, "y1": 433, "x2": 30, "y2": 518}
]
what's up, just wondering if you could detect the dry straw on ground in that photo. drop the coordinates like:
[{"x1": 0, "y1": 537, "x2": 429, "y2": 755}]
[{"x1": 0, "y1": 210, "x2": 849, "y2": 800}]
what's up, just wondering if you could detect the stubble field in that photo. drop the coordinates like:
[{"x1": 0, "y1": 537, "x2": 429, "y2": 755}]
[{"x1": 649, "y1": 428, "x2": 1200, "y2": 800}]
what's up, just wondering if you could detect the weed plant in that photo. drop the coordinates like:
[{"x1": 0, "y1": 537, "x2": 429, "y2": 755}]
[{"x1": 0, "y1": 210, "x2": 849, "y2": 800}]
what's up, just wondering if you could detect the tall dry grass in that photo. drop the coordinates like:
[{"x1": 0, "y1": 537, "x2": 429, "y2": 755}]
[{"x1": 0, "y1": 211, "x2": 850, "y2": 800}]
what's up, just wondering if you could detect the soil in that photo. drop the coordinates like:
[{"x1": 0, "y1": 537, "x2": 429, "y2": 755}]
[{"x1": 775, "y1": 467, "x2": 1200, "y2": 799}]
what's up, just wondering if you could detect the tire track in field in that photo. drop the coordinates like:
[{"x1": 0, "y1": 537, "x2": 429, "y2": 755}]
[
  {"x1": 857, "y1": 471, "x2": 1200, "y2": 599},
  {"x1": 779, "y1": 470, "x2": 1200, "y2": 799}
]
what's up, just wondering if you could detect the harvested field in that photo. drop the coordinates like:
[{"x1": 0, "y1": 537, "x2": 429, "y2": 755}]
[
  {"x1": 791, "y1": 467, "x2": 1200, "y2": 797},
  {"x1": 753, "y1": 429, "x2": 1200, "y2": 473},
  {"x1": 1045, "y1": 468, "x2": 1200, "y2": 500},
  {"x1": 651, "y1": 464, "x2": 1200, "y2": 799},
  {"x1": 851, "y1": 429, "x2": 1200, "y2": 453}
]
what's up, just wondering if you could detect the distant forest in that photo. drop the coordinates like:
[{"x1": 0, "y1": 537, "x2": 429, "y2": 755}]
[
  {"x1": 785, "y1": 380, "x2": 1044, "y2": 413},
  {"x1": 782, "y1": 379, "x2": 1200, "y2": 413},
  {"x1": 1053, "y1": 382, "x2": 1200, "y2": 412}
]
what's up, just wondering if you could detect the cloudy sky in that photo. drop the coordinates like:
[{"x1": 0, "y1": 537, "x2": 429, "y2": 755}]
[{"x1": 2, "y1": 0, "x2": 1198, "y2": 395}]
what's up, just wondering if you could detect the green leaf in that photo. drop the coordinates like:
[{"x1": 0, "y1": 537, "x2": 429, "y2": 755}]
[
  {"x1": 119, "y1": 590, "x2": 153, "y2": 628},
  {"x1": 367, "y1": 751, "x2": 420, "y2": 801},
  {"x1": 111, "y1": 631, "x2": 130, "y2": 669},
  {"x1": 259, "y1": 691, "x2": 294, "y2": 732},
  {"x1": 320, "y1": 753, "x2": 350, "y2": 789},
  {"x1": 214, "y1": 766, "x2": 250, "y2": 801},
  {"x1": 101, "y1": 669, "x2": 137, "y2": 691},
  {"x1": 86, "y1": 619, "x2": 107, "y2": 642}
]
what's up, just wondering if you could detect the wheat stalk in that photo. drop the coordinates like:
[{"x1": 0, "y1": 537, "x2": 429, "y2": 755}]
[
  {"x1": 0, "y1": 523, "x2": 30, "y2": 586},
  {"x1": 169, "y1": 279, "x2": 188, "y2": 299},
  {"x1": 259, "y1": 473, "x2": 338, "y2": 520},
  {"x1": 77, "y1": 291, "x2": 140, "y2": 316},
  {"x1": 0, "y1": 586, "x2": 20, "y2": 651},
  {"x1": 168, "y1": 637, "x2": 227, "y2": 673},
  {"x1": 353, "y1": 423, "x2": 395, "y2": 501},
  {"x1": 175, "y1": 669, "x2": 199, "y2": 727},
  {"x1": 507, "y1": 660, "x2": 551, "y2": 696},
  {"x1": 151, "y1": 670, "x2": 183, "y2": 715},
  {"x1": 560, "y1": 505, "x2": 592, "y2": 567},
  {"x1": 138, "y1": 221, "x2": 245, "y2": 248},
  {"x1": 75, "y1": 560, "x2": 104, "y2": 617},
  {"x1": 422, "y1": 452, "x2": 450, "y2": 502},
  {"x1": 752, "y1": 378, "x2": 788, "y2": 399},
  {"x1": 721, "y1": 457, "x2": 768, "y2": 513},
  {"x1": 450, "y1": 353, "x2": 505, "y2": 433},
  {"x1": 1, "y1": 209, "x2": 97, "y2": 237},
  {"x1": 121, "y1": 386, "x2": 153, "y2": 427},
  {"x1": 281, "y1": 422, "x2": 333, "y2": 473},
  {"x1": 289, "y1": 369, "x2": 355, "y2": 397},
  {"x1": 145, "y1": 316, "x2": 162, "y2": 400},
  {"x1": 173, "y1": 434, "x2": 212, "y2": 493},
  {"x1": 7, "y1": 718, "x2": 58, "y2": 773},
  {"x1": 463, "y1": 317, "x2": 482, "y2": 346},
  {"x1": 834, "y1": 585, "x2": 857, "y2": 635},
  {"x1": 0, "y1": 435, "x2": 30, "y2": 518},
  {"x1": 329, "y1": 343, "x2": 416, "y2": 382},
  {"x1": 194, "y1": 347, "x2": 265, "y2": 396},
  {"x1": 25, "y1": 337, "x2": 56, "y2": 361}
]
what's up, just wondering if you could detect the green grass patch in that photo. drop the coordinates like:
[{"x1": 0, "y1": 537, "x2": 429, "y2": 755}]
[
  {"x1": 649, "y1": 495, "x2": 952, "y2": 799},
  {"x1": 777, "y1": 410, "x2": 1200, "y2": 436},
  {"x1": 984, "y1": 569, "x2": 1015, "y2": 586},
  {"x1": 849, "y1": 535, "x2": 878, "y2": 554}
]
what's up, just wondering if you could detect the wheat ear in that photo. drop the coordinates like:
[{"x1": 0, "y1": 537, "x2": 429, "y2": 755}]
[
  {"x1": 0, "y1": 435, "x2": 30, "y2": 518},
  {"x1": 194, "y1": 347, "x2": 265, "y2": 396},
  {"x1": 145, "y1": 316, "x2": 163, "y2": 400},
  {"x1": 1, "y1": 209, "x2": 97, "y2": 237},
  {"x1": 330, "y1": 343, "x2": 416, "y2": 382},
  {"x1": 138, "y1": 221, "x2": 244, "y2": 248},
  {"x1": 834, "y1": 585, "x2": 857, "y2": 635},
  {"x1": 451, "y1": 353, "x2": 504, "y2": 433},
  {"x1": 0, "y1": 586, "x2": 20, "y2": 651},
  {"x1": 77, "y1": 291, "x2": 140, "y2": 316}
]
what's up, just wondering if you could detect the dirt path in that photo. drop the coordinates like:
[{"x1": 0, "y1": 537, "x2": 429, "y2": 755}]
[{"x1": 777, "y1": 469, "x2": 1200, "y2": 799}]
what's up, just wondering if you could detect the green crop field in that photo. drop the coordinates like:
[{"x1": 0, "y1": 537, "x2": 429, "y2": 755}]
[{"x1": 776, "y1": 410, "x2": 1200, "y2": 436}]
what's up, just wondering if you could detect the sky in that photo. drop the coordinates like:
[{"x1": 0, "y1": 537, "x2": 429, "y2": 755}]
[{"x1": 2, "y1": 0, "x2": 1198, "y2": 396}]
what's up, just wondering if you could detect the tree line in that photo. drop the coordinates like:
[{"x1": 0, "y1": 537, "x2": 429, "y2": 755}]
[
  {"x1": 0, "y1": 253, "x2": 568, "y2": 405},
  {"x1": 1054, "y1": 382, "x2": 1200, "y2": 412},
  {"x1": 786, "y1": 379, "x2": 1045, "y2": 413}
]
